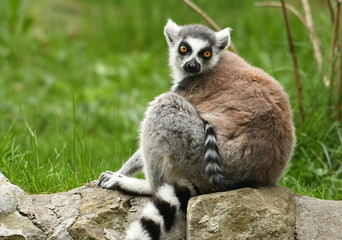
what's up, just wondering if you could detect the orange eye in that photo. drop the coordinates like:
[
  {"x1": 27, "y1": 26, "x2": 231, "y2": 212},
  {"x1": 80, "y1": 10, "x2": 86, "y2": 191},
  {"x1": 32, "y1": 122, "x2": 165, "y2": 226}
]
[
  {"x1": 203, "y1": 51, "x2": 211, "y2": 58},
  {"x1": 180, "y1": 46, "x2": 187, "y2": 53}
]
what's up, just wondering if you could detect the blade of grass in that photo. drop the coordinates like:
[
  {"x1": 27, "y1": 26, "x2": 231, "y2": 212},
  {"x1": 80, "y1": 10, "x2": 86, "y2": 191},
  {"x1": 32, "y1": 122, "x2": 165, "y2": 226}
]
[
  {"x1": 336, "y1": 125, "x2": 342, "y2": 144},
  {"x1": 319, "y1": 142, "x2": 332, "y2": 169},
  {"x1": 72, "y1": 94, "x2": 76, "y2": 183}
]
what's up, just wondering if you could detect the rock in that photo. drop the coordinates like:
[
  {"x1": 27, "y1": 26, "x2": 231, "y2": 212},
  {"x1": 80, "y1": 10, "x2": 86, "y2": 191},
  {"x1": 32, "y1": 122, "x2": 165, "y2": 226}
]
[
  {"x1": 0, "y1": 211, "x2": 45, "y2": 240},
  {"x1": 0, "y1": 174, "x2": 42, "y2": 239},
  {"x1": 67, "y1": 182, "x2": 144, "y2": 240},
  {"x1": 186, "y1": 186, "x2": 296, "y2": 240},
  {"x1": 0, "y1": 174, "x2": 25, "y2": 216},
  {"x1": 67, "y1": 182, "x2": 185, "y2": 240},
  {"x1": 17, "y1": 189, "x2": 81, "y2": 240},
  {"x1": 2, "y1": 172, "x2": 342, "y2": 240},
  {"x1": 0, "y1": 174, "x2": 185, "y2": 240},
  {"x1": 293, "y1": 195, "x2": 342, "y2": 240}
]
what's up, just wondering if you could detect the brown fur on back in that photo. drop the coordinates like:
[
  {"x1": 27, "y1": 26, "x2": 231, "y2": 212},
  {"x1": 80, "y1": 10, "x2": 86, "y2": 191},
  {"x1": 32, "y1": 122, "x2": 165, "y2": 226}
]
[{"x1": 174, "y1": 51, "x2": 295, "y2": 185}]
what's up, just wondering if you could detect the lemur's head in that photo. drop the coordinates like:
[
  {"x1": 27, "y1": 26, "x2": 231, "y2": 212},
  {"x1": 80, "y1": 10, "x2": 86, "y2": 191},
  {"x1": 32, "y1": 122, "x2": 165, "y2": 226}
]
[{"x1": 164, "y1": 19, "x2": 231, "y2": 83}]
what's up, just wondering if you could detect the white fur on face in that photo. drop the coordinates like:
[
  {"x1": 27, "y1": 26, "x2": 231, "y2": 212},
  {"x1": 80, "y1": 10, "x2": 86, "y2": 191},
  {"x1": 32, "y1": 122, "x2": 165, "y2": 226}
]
[
  {"x1": 169, "y1": 37, "x2": 222, "y2": 85},
  {"x1": 184, "y1": 37, "x2": 209, "y2": 65}
]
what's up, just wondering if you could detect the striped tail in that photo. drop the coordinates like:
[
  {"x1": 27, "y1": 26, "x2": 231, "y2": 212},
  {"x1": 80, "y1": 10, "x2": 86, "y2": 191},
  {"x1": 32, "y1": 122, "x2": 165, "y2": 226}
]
[
  {"x1": 202, "y1": 118, "x2": 230, "y2": 191},
  {"x1": 125, "y1": 183, "x2": 197, "y2": 240},
  {"x1": 202, "y1": 118, "x2": 259, "y2": 191}
]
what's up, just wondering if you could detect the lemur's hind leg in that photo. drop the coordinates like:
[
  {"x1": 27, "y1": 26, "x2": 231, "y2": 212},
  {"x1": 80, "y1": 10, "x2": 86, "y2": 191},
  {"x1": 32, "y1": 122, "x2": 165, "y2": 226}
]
[
  {"x1": 140, "y1": 92, "x2": 209, "y2": 192},
  {"x1": 97, "y1": 149, "x2": 153, "y2": 195}
]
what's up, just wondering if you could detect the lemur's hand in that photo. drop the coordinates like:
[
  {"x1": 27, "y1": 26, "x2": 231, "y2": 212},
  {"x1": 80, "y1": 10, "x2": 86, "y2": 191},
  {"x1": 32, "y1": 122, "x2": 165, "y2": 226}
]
[
  {"x1": 97, "y1": 171, "x2": 115, "y2": 187},
  {"x1": 97, "y1": 171, "x2": 127, "y2": 190}
]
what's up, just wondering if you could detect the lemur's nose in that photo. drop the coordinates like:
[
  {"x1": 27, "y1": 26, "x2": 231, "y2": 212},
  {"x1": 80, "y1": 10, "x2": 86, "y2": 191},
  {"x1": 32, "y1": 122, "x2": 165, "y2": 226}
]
[{"x1": 184, "y1": 58, "x2": 201, "y2": 74}]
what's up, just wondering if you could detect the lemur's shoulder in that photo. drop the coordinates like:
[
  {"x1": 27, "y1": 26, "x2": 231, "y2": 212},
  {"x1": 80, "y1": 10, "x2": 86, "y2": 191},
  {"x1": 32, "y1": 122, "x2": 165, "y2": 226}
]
[
  {"x1": 213, "y1": 51, "x2": 289, "y2": 108},
  {"x1": 216, "y1": 51, "x2": 283, "y2": 88}
]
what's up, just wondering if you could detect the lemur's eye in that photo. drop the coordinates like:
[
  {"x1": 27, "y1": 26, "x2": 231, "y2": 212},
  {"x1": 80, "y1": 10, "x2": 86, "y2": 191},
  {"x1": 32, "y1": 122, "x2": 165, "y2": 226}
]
[
  {"x1": 203, "y1": 51, "x2": 211, "y2": 58},
  {"x1": 179, "y1": 45, "x2": 187, "y2": 53}
]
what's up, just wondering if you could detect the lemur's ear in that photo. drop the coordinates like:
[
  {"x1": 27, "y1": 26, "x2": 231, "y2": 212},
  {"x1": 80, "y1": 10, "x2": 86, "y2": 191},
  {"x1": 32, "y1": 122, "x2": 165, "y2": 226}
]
[
  {"x1": 164, "y1": 19, "x2": 180, "y2": 47},
  {"x1": 215, "y1": 27, "x2": 231, "y2": 50}
]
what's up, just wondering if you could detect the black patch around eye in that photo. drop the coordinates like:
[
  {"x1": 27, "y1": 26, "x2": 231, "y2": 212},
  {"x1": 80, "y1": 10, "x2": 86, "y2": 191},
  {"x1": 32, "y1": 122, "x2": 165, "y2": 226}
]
[
  {"x1": 199, "y1": 47, "x2": 212, "y2": 60},
  {"x1": 178, "y1": 41, "x2": 192, "y2": 55}
]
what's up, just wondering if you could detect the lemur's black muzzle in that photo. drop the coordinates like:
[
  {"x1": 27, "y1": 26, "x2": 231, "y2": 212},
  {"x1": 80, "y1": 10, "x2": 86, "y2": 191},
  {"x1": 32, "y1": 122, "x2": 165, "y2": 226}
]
[{"x1": 183, "y1": 58, "x2": 201, "y2": 74}]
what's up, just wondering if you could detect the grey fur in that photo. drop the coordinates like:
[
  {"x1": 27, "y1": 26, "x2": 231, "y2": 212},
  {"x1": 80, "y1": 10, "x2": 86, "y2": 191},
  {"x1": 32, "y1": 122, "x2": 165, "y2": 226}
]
[
  {"x1": 179, "y1": 24, "x2": 216, "y2": 45},
  {"x1": 98, "y1": 20, "x2": 295, "y2": 240},
  {"x1": 140, "y1": 92, "x2": 209, "y2": 191}
]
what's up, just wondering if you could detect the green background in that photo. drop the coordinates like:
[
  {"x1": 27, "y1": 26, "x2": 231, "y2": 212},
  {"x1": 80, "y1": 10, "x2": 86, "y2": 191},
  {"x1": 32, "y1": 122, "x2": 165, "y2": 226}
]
[{"x1": 0, "y1": 0, "x2": 341, "y2": 199}]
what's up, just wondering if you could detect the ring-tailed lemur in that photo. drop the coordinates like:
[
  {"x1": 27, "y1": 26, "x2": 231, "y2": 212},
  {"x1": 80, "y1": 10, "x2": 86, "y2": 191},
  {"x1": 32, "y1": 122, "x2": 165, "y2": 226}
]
[{"x1": 97, "y1": 19, "x2": 295, "y2": 240}]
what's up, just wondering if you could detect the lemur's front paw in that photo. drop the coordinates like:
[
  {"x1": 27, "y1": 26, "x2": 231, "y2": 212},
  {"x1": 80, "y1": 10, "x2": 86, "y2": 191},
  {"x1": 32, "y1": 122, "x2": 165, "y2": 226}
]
[
  {"x1": 97, "y1": 171, "x2": 125, "y2": 189},
  {"x1": 97, "y1": 171, "x2": 115, "y2": 187}
]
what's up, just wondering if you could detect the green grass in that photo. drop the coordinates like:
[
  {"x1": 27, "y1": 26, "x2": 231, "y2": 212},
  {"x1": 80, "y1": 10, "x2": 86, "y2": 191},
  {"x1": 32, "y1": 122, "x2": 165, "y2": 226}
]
[{"x1": 0, "y1": 0, "x2": 341, "y2": 199}]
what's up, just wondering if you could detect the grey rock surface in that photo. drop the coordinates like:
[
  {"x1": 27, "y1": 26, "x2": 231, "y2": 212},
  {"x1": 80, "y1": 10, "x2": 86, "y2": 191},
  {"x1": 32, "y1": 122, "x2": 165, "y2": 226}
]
[
  {"x1": 294, "y1": 195, "x2": 342, "y2": 240},
  {"x1": 0, "y1": 211, "x2": 44, "y2": 240},
  {"x1": 0, "y1": 173, "x2": 185, "y2": 240},
  {"x1": 66, "y1": 182, "x2": 185, "y2": 240},
  {"x1": 187, "y1": 186, "x2": 296, "y2": 240},
  {"x1": 2, "y1": 172, "x2": 342, "y2": 240},
  {"x1": 0, "y1": 174, "x2": 25, "y2": 216},
  {"x1": 17, "y1": 189, "x2": 81, "y2": 240}
]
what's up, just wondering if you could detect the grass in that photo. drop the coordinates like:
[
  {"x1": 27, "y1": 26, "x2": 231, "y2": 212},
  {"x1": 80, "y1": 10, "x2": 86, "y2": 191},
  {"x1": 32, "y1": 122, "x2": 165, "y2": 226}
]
[{"x1": 0, "y1": 0, "x2": 341, "y2": 199}]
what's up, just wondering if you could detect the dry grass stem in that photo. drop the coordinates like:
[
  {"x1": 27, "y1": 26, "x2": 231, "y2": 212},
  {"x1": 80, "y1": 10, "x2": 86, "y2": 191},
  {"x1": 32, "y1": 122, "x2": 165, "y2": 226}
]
[
  {"x1": 301, "y1": 0, "x2": 322, "y2": 71},
  {"x1": 328, "y1": 2, "x2": 340, "y2": 89},
  {"x1": 328, "y1": 2, "x2": 340, "y2": 116},
  {"x1": 255, "y1": 2, "x2": 306, "y2": 26},
  {"x1": 280, "y1": 0, "x2": 305, "y2": 123},
  {"x1": 182, "y1": 0, "x2": 238, "y2": 54},
  {"x1": 337, "y1": 1, "x2": 342, "y2": 121},
  {"x1": 327, "y1": 0, "x2": 335, "y2": 23},
  {"x1": 256, "y1": 1, "x2": 322, "y2": 71}
]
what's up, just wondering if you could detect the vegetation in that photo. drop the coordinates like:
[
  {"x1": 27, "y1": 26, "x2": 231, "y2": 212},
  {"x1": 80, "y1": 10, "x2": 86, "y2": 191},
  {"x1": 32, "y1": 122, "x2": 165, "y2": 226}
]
[{"x1": 0, "y1": 0, "x2": 341, "y2": 199}]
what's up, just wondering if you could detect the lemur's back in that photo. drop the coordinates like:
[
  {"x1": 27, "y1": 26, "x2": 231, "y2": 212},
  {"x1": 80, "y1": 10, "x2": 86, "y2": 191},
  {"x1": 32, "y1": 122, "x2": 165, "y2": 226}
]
[{"x1": 175, "y1": 51, "x2": 295, "y2": 186}]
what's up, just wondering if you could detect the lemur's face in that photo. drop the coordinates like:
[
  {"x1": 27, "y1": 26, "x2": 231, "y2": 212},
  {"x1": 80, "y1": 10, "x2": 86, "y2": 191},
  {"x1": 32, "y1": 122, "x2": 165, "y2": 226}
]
[
  {"x1": 174, "y1": 38, "x2": 215, "y2": 75},
  {"x1": 164, "y1": 20, "x2": 231, "y2": 81}
]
